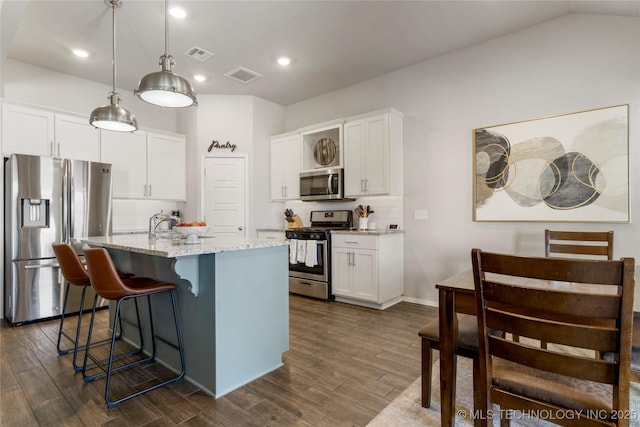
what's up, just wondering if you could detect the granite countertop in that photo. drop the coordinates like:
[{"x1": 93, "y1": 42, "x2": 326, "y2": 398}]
[
  {"x1": 80, "y1": 234, "x2": 289, "y2": 258},
  {"x1": 331, "y1": 229, "x2": 404, "y2": 235},
  {"x1": 256, "y1": 228, "x2": 287, "y2": 232}
]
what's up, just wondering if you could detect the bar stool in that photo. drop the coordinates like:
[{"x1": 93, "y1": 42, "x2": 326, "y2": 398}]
[
  {"x1": 82, "y1": 247, "x2": 185, "y2": 408},
  {"x1": 52, "y1": 243, "x2": 132, "y2": 372}
]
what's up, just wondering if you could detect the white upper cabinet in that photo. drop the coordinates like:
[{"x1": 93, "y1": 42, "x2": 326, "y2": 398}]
[
  {"x1": 2, "y1": 102, "x2": 55, "y2": 157},
  {"x1": 101, "y1": 130, "x2": 187, "y2": 201},
  {"x1": 54, "y1": 113, "x2": 101, "y2": 161},
  {"x1": 270, "y1": 132, "x2": 301, "y2": 201},
  {"x1": 344, "y1": 108, "x2": 403, "y2": 197},
  {"x1": 101, "y1": 130, "x2": 148, "y2": 199},
  {"x1": 147, "y1": 132, "x2": 187, "y2": 201},
  {"x1": 2, "y1": 102, "x2": 100, "y2": 161}
]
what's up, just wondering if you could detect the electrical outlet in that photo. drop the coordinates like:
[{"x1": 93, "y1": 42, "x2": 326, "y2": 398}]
[{"x1": 414, "y1": 209, "x2": 428, "y2": 220}]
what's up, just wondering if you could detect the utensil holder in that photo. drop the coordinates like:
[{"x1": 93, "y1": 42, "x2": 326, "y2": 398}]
[{"x1": 358, "y1": 217, "x2": 369, "y2": 230}]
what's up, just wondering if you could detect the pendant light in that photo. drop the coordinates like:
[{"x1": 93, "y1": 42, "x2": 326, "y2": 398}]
[
  {"x1": 134, "y1": 0, "x2": 197, "y2": 108},
  {"x1": 90, "y1": 0, "x2": 138, "y2": 132}
]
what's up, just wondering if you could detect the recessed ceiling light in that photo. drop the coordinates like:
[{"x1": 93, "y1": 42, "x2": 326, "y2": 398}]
[
  {"x1": 193, "y1": 74, "x2": 206, "y2": 82},
  {"x1": 277, "y1": 56, "x2": 291, "y2": 66},
  {"x1": 169, "y1": 7, "x2": 187, "y2": 19},
  {"x1": 73, "y1": 49, "x2": 89, "y2": 58}
]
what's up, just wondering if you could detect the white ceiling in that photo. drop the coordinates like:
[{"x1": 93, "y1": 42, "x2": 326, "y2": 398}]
[{"x1": 2, "y1": 0, "x2": 640, "y2": 106}]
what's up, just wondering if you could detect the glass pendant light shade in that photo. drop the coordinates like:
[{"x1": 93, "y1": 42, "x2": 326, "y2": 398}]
[
  {"x1": 89, "y1": 0, "x2": 138, "y2": 132},
  {"x1": 135, "y1": 54, "x2": 197, "y2": 108},
  {"x1": 90, "y1": 93, "x2": 138, "y2": 132}
]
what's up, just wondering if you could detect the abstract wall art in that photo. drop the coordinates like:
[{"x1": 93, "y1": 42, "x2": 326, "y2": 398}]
[{"x1": 473, "y1": 105, "x2": 629, "y2": 222}]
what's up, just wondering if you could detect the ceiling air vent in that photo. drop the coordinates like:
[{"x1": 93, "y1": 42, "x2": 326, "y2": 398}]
[
  {"x1": 185, "y1": 46, "x2": 214, "y2": 62},
  {"x1": 224, "y1": 66, "x2": 263, "y2": 84}
]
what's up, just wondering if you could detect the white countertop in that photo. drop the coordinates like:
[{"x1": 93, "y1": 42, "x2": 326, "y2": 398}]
[{"x1": 81, "y1": 234, "x2": 289, "y2": 258}]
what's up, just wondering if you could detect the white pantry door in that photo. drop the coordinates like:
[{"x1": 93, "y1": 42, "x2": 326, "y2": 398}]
[{"x1": 204, "y1": 157, "x2": 246, "y2": 237}]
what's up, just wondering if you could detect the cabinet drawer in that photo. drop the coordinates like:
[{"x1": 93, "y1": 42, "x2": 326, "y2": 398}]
[
  {"x1": 257, "y1": 231, "x2": 285, "y2": 240},
  {"x1": 332, "y1": 234, "x2": 378, "y2": 250}
]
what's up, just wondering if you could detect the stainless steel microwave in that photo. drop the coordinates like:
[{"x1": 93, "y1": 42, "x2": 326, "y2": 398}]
[{"x1": 299, "y1": 168, "x2": 344, "y2": 201}]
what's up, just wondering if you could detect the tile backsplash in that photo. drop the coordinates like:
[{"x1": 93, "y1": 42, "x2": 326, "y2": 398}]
[
  {"x1": 280, "y1": 196, "x2": 404, "y2": 230},
  {"x1": 112, "y1": 199, "x2": 183, "y2": 233}
]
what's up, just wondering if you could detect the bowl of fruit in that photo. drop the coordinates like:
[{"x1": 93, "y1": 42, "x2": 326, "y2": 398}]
[{"x1": 173, "y1": 221, "x2": 209, "y2": 244}]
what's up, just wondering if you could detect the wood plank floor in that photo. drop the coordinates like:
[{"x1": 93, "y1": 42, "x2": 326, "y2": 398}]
[{"x1": 0, "y1": 295, "x2": 437, "y2": 426}]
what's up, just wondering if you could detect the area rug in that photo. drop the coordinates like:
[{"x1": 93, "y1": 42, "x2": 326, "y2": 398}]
[{"x1": 368, "y1": 357, "x2": 640, "y2": 427}]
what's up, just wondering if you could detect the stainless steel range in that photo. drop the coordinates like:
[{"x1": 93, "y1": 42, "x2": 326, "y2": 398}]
[{"x1": 286, "y1": 210, "x2": 353, "y2": 300}]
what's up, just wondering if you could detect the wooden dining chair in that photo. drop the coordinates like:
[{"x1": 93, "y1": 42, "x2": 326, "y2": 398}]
[
  {"x1": 545, "y1": 229, "x2": 614, "y2": 259},
  {"x1": 471, "y1": 249, "x2": 635, "y2": 427},
  {"x1": 538, "y1": 229, "x2": 615, "y2": 350},
  {"x1": 419, "y1": 315, "x2": 483, "y2": 410}
]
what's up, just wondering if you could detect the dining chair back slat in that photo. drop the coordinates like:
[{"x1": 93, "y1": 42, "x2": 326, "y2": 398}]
[
  {"x1": 545, "y1": 230, "x2": 614, "y2": 260},
  {"x1": 485, "y1": 307, "x2": 619, "y2": 352},
  {"x1": 482, "y1": 281, "x2": 622, "y2": 319},
  {"x1": 472, "y1": 249, "x2": 635, "y2": 427},
  {"x1": 487, "y1": 335, "x2": 618, "y2": 384}
]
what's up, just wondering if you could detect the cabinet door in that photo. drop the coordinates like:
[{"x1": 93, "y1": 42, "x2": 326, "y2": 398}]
[
  {"x1": 147, "y1": 132, "x2": 186, "y2": 201},
  {"x1": 101, "y1": 130, "x2": 147, "y2": 198},
  {"x1": 363, "y1": 115, "x2": 389, "y2": 195},
  {"x1": 270, "y1": 137, "x2": 287, "y2": 200},
  {"x1": 283, "y1": 135, "x2": 301, "y2": 199},
  {"x1": 270, "y1": 134, "x2": 300, "y2": 200},
  {"x1": 343, "y1": 120, "x2": 365, "y2": 196},
  {"x1": 2, "y1": 103, "x2": 54, "y2": 156},
  {"x1": 353, "y1": 249, "x2": 378, "y2": 302},
  {"x1": 54, "y1": 114, "x2": 101, "y2": 161},
  {"x1": 331, "y1": 248, "x2": 354, "y2": 297}
]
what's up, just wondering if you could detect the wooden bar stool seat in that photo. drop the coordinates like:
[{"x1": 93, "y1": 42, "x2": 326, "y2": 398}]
[
  {"x1": 52, "y1": 243, "x2": 133, "y2": 372},
  {"x1": 82, "y1": 247, "x2": 185, "y2": 408}
]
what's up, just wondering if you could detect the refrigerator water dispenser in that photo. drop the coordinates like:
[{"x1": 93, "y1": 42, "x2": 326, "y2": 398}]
[{"x1": 21, "y1": 198, "x2": 49, "y2": 228}]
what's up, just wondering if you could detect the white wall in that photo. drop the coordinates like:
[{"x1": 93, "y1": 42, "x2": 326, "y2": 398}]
[
  {"x1": 0, "y1": 62, "x2": 283, "y2": 237},
  {"x1": 185, "y1": 94, "x2": 283, "y2": 236},
  {"x1": 2, "y1": 59, "x2": 177, "y2": 132},
  {"x1": 252, "y1": 97, "x2": 285, "y2": 231},
  {"x1": 283, "y1": 14, "x2": 640, "y2": 306}
]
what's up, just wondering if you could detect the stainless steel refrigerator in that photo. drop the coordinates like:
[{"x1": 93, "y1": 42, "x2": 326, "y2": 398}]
[{"x1": 4, "y1": 154, "x2": 113, "y2": 324}]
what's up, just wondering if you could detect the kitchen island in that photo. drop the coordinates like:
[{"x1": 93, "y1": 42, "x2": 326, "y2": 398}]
[{"x1": 81, "y1": 234, "x2": 290, "y2": 398}]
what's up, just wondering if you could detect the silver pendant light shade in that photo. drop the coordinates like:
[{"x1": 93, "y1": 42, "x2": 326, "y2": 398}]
[
  {"x1": 90, "y1": 0, "x2": 138, "y2": 132},
  {"x1": 90, "y1": 93, "x2": 138, "y2": 132},
  {"x1": 135, "y1": 0, "x2": 197, "y2": 108},
  {"x1": 135, "y1": 54, "x2": 197, "y2": 108}
]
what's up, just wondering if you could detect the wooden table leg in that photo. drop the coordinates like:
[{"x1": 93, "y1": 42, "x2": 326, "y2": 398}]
[{"x1": 439, "y1": 288, "x2": 457, "y2": 427}]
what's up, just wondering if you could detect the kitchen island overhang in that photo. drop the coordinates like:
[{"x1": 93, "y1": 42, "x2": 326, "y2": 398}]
[{"x1": 81, "y1": 234, "x2": 290, "y2": 398}]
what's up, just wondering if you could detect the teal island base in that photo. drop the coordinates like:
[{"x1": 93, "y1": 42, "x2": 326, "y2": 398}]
[{"x1": 98, "y1": 244, "x2": 289, "y2": 398}]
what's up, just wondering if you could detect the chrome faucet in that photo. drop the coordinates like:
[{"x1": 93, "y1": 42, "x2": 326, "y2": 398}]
[{"x1": 149, "y1": 211, "x2": 182, "y2": 239}]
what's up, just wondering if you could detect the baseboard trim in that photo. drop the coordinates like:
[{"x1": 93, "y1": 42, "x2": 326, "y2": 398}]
[{"x1": 401, "y1": 296, "x2": 438, "y2": 308}]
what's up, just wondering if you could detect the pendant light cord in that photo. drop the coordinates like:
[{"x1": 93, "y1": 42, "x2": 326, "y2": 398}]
[
  {"x1": 164, "y1": 0, "x2": 169, "y2": 56},
  {"x1": 111, "y1": 0, "x2": 117, "y2": 94}
]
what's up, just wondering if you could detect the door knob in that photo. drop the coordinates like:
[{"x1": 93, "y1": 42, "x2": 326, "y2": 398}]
[{"x1": 238, "y1": 226, "x2": 243, "y2": 231}]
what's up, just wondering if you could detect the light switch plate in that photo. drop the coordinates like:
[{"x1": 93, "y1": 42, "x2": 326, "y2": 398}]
[{"x1": 414, "y1": 209, "x2": 428, "y2": 220}]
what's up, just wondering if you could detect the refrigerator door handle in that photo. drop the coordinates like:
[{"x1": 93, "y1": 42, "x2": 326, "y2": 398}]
[
  {"x1": 67, "y1": 159, "x2": 75, "y2": 240},
  {"x1": 62, "y1": 159, "x2": 69, "y2": 242},
  {"x1": 24, "y1": 262, "x2": 60, "y2": 269}
]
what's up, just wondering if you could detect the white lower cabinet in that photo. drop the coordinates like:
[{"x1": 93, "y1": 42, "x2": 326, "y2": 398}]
[{"x1": 331, "y1": 233, "x2": 403, "y2": 309}]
